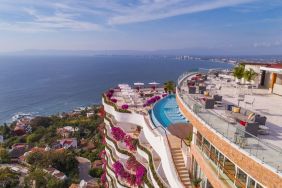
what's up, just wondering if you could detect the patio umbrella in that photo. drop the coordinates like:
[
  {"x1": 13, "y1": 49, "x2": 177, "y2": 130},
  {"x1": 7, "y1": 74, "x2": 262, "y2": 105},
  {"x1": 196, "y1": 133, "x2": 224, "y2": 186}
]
[
  {"x1": 134, "y1": 82, "x2": 144, "y2": 91},
  {"x1": 134, "y1": 82, "x2": 144, "y2": 86},
  {"x1": 149, "y1": 81, "x2": 159, "y2": 91},
  {"x1": 148, "y1": 81, "x2": 160, "y2": 85}
]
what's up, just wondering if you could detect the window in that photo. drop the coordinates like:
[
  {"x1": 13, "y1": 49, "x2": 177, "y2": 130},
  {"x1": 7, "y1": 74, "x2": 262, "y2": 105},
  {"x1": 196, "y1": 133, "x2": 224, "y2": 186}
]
[
  {"x1": 196, "y1": 132, "x2": 203, "y2": 148},
  {"x1": 203, "y1": 138, "x2": 210, "y2": 157},
  {"x1": 235, "y1": 168, "x2": 247, "y2": 188},
  {"x1": 210, "y1": 145, "x2": 218, "y2": 164},
  {"x1": 247, "y1": 177, "x2": 256, "y2": 188},
  {"x1": 256, "y1": 183, "x2": 264, "y2": 188}
]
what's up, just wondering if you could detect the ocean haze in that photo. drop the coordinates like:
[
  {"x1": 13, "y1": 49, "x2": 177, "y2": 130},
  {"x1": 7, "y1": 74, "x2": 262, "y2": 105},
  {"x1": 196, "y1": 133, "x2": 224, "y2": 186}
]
[{"x1": 0, "y1": 55, "x2": 232, "y2": 123}]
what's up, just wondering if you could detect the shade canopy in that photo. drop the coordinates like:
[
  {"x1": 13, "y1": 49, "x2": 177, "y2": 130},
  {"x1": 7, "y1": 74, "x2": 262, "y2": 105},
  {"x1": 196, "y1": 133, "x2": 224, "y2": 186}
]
[
  {"x1": 148, "y1": 81, "x2": 160, "y2": 85},
  {"x1": 134, "y1": 82, "x2": 144, "y2": 86}
]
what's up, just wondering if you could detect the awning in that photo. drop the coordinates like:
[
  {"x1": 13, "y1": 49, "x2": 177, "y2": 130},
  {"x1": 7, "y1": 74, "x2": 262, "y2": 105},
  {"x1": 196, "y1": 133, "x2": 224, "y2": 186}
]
[{"x1": 260, "y1": 67, "x2": 282, "y2": 74}]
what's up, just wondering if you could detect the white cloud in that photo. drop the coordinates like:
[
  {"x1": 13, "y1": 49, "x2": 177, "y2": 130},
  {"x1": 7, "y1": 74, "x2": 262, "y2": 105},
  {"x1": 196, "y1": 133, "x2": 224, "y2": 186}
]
[
  {"x1": 0, "y1": 0, "x2": 256, "y2": 32},
  {"x1": 253, "y1": 40, "x2": 282, "y2": 48}
]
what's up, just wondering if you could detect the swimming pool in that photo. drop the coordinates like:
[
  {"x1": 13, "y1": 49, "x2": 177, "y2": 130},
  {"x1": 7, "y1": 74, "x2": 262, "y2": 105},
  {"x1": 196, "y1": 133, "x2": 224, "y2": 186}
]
[{"x1": 151, "y1": 95, "x2": 188, "y2": 128}]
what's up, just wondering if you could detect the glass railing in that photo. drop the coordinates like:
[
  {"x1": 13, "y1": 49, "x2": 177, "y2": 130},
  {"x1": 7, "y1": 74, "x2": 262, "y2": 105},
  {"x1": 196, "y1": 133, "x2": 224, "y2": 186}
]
[{"x1": 177, "y1": 71, "x2": 282, "y2": 174}]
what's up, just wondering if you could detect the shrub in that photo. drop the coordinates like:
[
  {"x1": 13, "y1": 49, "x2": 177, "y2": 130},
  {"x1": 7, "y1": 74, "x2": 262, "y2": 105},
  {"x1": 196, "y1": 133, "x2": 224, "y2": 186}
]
[
  {"x1": 89, "y1": 168, "x2": 103, "y2": 178},
  {"x1": 111, "y1": 127, "x2": 125, "y2": 141}
]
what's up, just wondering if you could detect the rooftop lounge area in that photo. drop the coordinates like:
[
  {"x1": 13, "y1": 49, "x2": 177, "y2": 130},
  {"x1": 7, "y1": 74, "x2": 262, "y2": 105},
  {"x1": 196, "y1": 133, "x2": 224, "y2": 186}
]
[
  {"x1": 177, "y1": 70, "x2": 282, "y2": 175},
  {"x1": 103, "y1": 83, "x2": 167, "y2": 115}
]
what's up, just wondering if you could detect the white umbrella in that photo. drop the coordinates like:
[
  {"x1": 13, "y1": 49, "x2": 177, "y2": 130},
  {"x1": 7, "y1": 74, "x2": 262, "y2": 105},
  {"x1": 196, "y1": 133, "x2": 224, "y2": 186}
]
[
  {"x1": 148, "y1": 81, "x2": 160, "y2": 85},
  {"x1": 134, "y1": 82, "x2": 144, "y2": 86}
]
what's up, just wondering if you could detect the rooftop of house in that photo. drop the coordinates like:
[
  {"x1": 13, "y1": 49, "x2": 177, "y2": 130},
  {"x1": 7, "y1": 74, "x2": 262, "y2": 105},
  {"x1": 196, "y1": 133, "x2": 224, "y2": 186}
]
[{"x1": 179, "y1": 72, "x2": 282, "y2": 174}]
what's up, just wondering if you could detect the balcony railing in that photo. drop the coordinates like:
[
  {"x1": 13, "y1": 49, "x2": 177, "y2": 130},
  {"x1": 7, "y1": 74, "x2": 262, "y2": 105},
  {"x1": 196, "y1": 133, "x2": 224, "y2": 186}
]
[
  {"x1": 104, "y1": 116, "x2": 167, "y2": 188},
  {"x1": 177, "y1": 71, "x2": 282, "y2": 175}
]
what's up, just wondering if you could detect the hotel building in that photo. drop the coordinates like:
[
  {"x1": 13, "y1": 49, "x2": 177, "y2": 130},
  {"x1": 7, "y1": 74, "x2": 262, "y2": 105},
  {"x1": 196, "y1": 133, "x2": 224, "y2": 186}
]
[{"x1": 102, "y1": 68, "x2": 282, "y2": 188}]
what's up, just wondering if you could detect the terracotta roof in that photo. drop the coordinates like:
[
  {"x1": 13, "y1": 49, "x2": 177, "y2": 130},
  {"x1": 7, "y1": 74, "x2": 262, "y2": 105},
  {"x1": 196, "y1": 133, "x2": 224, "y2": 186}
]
[
  {"x1": 69, "y1": 184, "x2": 79, "y2": 188},
  {"x1": 267, "y1": 63, "x2": 282, "y2": 69}
]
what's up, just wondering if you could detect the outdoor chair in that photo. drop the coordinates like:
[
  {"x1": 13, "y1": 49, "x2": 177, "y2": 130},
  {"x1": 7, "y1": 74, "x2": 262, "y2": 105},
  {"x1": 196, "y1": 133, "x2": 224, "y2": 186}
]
[
  {"x1": 244, "y1": 97, "x2": 255, "y2": 108},
  {"x1": 188, "y1": 86, "x2": 196, "y2": 94},
  {"x1": 204, "y1": 99, "x2": 215, "y2": 109},
  {"x1": 213, "y1": 94, "x2": 222, "y2": 101}
]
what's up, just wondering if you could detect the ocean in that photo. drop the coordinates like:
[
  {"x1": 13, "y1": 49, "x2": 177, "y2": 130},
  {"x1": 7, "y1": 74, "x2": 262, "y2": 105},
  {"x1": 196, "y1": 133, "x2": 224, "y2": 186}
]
[{"x1": 0, "y1": 55, "x2": 232, "y2": 123}]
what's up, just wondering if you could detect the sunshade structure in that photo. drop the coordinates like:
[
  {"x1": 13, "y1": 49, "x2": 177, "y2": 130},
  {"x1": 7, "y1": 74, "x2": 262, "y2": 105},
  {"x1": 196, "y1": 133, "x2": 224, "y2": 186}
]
[
  {"x1": 134, "y1": 82, "x2": 144, "y2": 86},
  {"x1": 149, "y1": 81, "x2": 160, "y2": 90},
  {"x1": 148, "y1": 81, "x2": 160, "y2": 85},
  {"x1": 134, "y1": 82, "x2": 144, "y2": 91}
]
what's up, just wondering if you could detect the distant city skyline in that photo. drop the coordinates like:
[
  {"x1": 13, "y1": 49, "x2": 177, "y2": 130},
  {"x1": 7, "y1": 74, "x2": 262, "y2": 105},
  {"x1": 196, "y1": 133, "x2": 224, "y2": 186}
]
[{"x1": 0, "y1": 0, "x2": 282, "y2": 55}]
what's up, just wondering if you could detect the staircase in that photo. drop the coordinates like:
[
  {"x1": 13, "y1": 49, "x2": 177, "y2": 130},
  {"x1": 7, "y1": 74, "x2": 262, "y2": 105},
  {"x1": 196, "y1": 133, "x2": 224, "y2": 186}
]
[{"x1": 168, "y1": 135, "x2": 192, "y2": 188}]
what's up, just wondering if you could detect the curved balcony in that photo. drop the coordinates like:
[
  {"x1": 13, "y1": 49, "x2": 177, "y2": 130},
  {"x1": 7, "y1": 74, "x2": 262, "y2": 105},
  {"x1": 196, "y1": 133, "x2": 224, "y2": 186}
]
[
  {"x1": 103, "y1": 95, "x2": 188, "y2": 188},
  {"x1": 104, "y1": 116, "x2": 169, "y2": 188},
  {"x1": 105, "y1": 141, "x2": 154, "y2": 188},
  {"x1": 176, "y1": 71, "x2": 282, "y2": 187}
]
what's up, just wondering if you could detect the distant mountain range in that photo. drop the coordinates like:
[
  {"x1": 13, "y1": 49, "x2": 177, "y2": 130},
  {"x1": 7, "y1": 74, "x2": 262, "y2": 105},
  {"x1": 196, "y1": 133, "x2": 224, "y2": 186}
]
[{"x1": 1, "y1": 48, "x2": 282, "y2": 58}]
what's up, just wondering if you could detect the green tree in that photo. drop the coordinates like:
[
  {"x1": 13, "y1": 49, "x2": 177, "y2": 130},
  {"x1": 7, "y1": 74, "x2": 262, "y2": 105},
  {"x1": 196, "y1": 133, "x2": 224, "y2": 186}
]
[
  {"x1": 46, "y1": 178, "x2": 65, "y2": 188},
  {"x1": 244, "y1": 68, "x2": 258, "y2": 82},
  {"x1": 233, "y1": 64, "x2": 245, "y2": 80},
  {"x1": 26, "y1": 152, "x2": 46, "y2": 167},
  {"x1": 24, "y1": 168, "x2": 65, "y2": 188},
  {"x1": 164, "y1": 81, "x2": 175, "y2": 94},
  {"x1": 0, "y1": 147, "x2": 10, "y2": 163},
  {"x1": 0, "y1": 168, "x2": 19, "y2": 188},
  {"x1": 89, "y1": 168, "x2": 103, "y2": 178},
  {"x1": 30, "y1": 116, "x2": 53, "y2": 128}
]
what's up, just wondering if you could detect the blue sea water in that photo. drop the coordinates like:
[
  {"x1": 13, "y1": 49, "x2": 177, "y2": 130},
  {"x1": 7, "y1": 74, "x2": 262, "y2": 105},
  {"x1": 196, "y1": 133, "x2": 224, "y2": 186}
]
[{"x1": 0, "y1": 55, "x2": 232, "y2": 123}]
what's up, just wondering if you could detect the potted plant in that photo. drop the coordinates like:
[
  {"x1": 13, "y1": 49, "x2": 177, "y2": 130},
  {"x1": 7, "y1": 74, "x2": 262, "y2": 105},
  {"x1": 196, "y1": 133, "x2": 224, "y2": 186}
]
[
  {"x1": 233, "y1": 64, "x2": 245, "y2": 83},
  {"x1": 192, "y1": 178, "x2": 202, "y2": 188}
]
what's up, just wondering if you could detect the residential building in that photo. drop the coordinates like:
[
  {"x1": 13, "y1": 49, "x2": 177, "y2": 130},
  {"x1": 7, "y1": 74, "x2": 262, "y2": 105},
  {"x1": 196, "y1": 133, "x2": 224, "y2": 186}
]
[{"x1": 102, "y1": 71, "x2": 282, "y2": 188}]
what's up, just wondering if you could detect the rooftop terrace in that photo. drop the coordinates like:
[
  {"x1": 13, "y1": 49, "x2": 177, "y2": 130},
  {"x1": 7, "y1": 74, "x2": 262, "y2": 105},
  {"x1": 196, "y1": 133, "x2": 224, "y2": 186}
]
[{"x1": 178, "y1": 71, "x2": 282, "y2": 174}]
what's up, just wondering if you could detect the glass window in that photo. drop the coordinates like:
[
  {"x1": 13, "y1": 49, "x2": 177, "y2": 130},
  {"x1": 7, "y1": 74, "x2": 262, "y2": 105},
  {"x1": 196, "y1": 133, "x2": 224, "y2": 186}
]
[
  {"x1": 218, "y1": 153, "x2": 225, "y2": 171},
  {"x1": 256, "y1": 183, "x2": 264, "y2": 188},
  {"x1": 196, "y1": 132, "x2": 203, "y2": 148},
  {"x1": 247, "y1": 177, "x2": 256, "y2": 188},
  {"x1": 203, "y1": 138, "x2": 210, "y2": 157},
  {"x1": 235, "y1": 168, "x2": 247, "y2": 188},
  {"x1": 223, "y1": 158, "x2": 236, "y2": 184},
  {"x1": 210, "y1": 145, "x2": 218, "y2": 164}
]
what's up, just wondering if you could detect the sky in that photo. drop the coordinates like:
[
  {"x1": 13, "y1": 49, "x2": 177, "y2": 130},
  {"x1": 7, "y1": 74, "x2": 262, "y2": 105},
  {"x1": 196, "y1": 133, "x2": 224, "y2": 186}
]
[{"x1": 0, "y1": 0, "x2": 282, "y2": 55}]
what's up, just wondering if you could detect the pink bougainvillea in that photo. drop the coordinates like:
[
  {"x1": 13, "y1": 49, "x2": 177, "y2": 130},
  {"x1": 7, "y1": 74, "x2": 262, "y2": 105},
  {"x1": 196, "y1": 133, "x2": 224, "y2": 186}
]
[
  {"x1": 101, "y1": 172, "x2": 107, "y2": 184},
  {"x1": 111, "y1": 127, "x2": 126, "y2": 141},
  {"x1": 136, "y1": 165, "x2": 146, "y2": 186},
  {"x1": 113, "y1": 161, "x2": 124, "y2": 176},
  {"x1": 113, "y1": 160, "x2": 146, "y2": 186},
  {"x1": 121, "y1": 104, "x2": 129, "y2": 110},
  {"x1": 99, "y1": 150, "x2": 106, "y2": 159},
  {"x1": 126, "y1": 156, "x2": 139, "y2": 171},
  {"x1": 124, "y1": 135, "x2": 137, "y2": 151},
  {"x1": 111, "y1": 98, "x2": 117, "y2": 103}
]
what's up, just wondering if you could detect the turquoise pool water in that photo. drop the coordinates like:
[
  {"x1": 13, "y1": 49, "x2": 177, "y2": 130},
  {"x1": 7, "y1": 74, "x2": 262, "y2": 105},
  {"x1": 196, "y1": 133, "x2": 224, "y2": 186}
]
[{"x1": 151, "y1": 95, "x2": 188, "y2": 128}]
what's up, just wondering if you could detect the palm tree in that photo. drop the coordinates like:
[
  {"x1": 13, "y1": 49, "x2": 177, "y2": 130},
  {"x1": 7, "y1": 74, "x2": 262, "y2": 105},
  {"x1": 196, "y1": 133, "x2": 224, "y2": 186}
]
[
  {"x1": 233, "y1": 64, "x2": 245, "y2": 80},
  {"x1": 244, "y1": 68, "x2": 258, "y2": 82},
  {"x1": 164, "y1": 81, "x2": 175, "y2": 94}
]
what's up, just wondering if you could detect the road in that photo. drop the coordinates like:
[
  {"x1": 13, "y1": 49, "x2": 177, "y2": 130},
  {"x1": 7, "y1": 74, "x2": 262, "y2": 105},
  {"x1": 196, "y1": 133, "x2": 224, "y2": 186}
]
[{"x1": 76, "y1": 157, "x2": 94, "y2": 182}]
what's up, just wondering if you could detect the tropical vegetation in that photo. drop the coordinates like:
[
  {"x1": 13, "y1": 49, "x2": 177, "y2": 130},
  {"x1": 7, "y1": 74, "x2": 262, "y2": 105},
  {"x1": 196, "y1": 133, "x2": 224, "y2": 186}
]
[
  {"x1": 164, "y1": 81, "x2": 175, "y2": 94},
  {"x1": 244, "y1": 68, "x2": 258, "y2": 82},
  {"x1": 233, "y1": 64, "x2": 245, "y2": 80}
]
